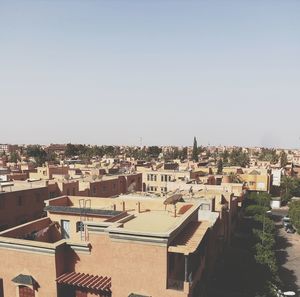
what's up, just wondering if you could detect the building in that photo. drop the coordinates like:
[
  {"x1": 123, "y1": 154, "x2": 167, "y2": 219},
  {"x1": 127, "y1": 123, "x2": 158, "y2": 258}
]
[
  {"x1": 0, "y1": 144, "x2": 18, "y2": 155},
  {"x1": 136, "y1": 167, "x2": 190, "y2": 194},
  {"x1": 0, "y1": 182, "x2": 48, "y2": 231},
  {"x1": 0, "y1": 194, "x2": 228, "y2": 297}
]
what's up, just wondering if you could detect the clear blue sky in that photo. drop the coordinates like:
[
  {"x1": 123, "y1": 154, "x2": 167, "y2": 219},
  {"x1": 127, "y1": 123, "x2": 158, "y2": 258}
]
[{"x1": 1, "y1": 0, "x2": 300, "y2": 148}]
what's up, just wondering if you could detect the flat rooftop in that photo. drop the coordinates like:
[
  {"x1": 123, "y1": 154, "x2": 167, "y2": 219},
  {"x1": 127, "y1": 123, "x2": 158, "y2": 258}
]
[
  {"x1": 0, "y1": 180, "x2": 47, "y2": 193},
  {"x1": 122, "y1": 210, "x2": 181, "y2": 233},
  {"x1": 46, "y1": 195, "x2": 198, "y2": 235}
]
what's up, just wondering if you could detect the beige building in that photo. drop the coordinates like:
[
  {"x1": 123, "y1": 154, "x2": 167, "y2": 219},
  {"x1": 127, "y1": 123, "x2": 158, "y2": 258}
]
[{"x1": 0, "y1": 193, "x2": 231, "y2": 297}]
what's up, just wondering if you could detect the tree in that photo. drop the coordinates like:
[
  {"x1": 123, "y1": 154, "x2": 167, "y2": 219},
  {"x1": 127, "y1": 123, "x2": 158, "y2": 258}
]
[
  {"x1": 280, "y1": 176, "x2": 300, "y2": 203},
  {"x1": 222, "y1": 149, "x2": 229, "y2": 166},
  {"x1": 147, "y1": 146, "x2": 162, "y2": 159},
  {"x1": 244, "y1": 191, "x2": 279, "y2": 294},
  {"x1": 217, "y1": 159, "x2": 223, "y2": 174},
  {"x1": 9, "y1": 151, "x2": 20, "y2": 163},
  {"x1": 228, "y1": 172, "x2": 241, "y2": 183},
  {"x1": 229, "y1": 148, "x2": 250, "y2": 167},
  {"x1": 178, "y1": 147, "x2": 188, "y2": 160},
  {"x1": 279, "y1": 151, "x2": 288, "y2": 168},
  {"x1": 289, "y1": 200, "x2": 300, "y2": 233},
  {"x1": 65, "y1": 143, "x2": 78, "y2": 158},
  {"x1": 258, "y1": 148, "x2": 279, "y2": 164},
  {"x1": 192, "y1": 137, "x2": 198, "y2": 162},
  {"x1": 26, "y1": 145, "x2": 47, "y2": 166}
]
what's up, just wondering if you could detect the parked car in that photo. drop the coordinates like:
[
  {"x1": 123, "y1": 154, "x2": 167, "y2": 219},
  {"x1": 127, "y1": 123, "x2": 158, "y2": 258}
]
[
  {"x1": 282, "y1": 216, "x2": 291, "y2": 227},
  {"x1": 286, "y1": 226, "x2": 296, "y2": 234}
]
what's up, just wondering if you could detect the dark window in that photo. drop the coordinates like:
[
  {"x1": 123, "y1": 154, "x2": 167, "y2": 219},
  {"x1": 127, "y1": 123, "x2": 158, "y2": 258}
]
[
  {"x1": 0, "y1": 278, "x2": 3, "y2": 297},
  {"x1": 67, "y1": 189, "x2": 70, "y2": 196},
  {"x1": 76, "y1": 221, "x2": 84, "y2": 232},
  {"x1": 72, "y1": 188, "x2": 75, "y2": 195},
  {"x1": 19, "y1": 286, "x2": 35, "y2": 297}
]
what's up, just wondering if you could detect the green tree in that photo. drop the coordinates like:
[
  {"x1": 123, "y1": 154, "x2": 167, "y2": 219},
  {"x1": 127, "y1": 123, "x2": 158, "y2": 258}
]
[
  {"x1": 229, "y1": 148, "x2": 250, "y2": 167},
  {"x1": 26, "y1": 145, "x2": 47, "y2": 166},
  {"x1": 217, "y1": 158, "x2": 223, "y2": 174},
  {"x1": 289, "y1": 200, "x2": 300, "y2": 233},
  {"x1": 258, "y1": 148, "x2": 279, "y2": 164},
  {"x1": 147, "y1": 146, "x2": 162, "y2": 159},
  {"x1": 9, "y1": 151, "x2": 20, "y2": 163},
  {"x1": 65, "y1": 143, "x2": 78, "y2": 158},
  {"x1": 280, "y1": 176, "x2": 300, "y2": 203},
  {"x1": 244, "y1": 191, "x2": 279, "y2": 295},
  {"x1": 192, "y1": 137, "x2": 198, "y2": 162},
  {"x1": 222, "y1": 149, "x2": 229, "y2": 166},
  {"x1": 228, "y1": 172, "x2": 241, "y2": 183},
  {"x1": 279, "y1": 151, "x2": 288, "y2": 168}
]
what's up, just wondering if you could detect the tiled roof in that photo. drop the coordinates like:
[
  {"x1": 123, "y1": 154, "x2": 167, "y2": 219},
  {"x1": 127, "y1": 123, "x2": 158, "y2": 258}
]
[
  {"x1": 56, "y1": 272, "x2": 111, "y2": 292},
  {"x1": 44, "y1": 205, "x2": 123, "y2": 217},
  {"x1": 12, "y1": 274, "x2": 37, "y2": 286}
]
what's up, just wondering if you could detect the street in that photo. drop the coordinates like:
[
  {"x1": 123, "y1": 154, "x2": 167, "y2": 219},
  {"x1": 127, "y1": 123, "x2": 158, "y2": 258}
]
[{"x1": 273, "y1": 210, "x2": 300, "y2": 295}]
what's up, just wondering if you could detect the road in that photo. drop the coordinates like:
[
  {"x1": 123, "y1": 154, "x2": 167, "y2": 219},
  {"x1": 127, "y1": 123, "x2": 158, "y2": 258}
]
[{"x1": 273, "y1": 209, "x2": 300, "y2": 295}]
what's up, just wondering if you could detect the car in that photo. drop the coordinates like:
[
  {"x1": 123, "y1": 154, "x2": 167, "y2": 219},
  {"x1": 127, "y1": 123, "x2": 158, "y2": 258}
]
[
  {"x1": 282, "y1": 216, "x2": 291, "y2": 227},
  {"x1": 286, "y1": 226, "x2": 296, "y2": 234},
  {"x1": 285, "y1": 222, "x2": 293, "y2": 230}
]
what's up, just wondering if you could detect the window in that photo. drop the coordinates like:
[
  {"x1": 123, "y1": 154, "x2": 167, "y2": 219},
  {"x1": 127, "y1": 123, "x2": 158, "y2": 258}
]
[
  {"x1": 93, "y1": 186, "x2": 96, "y2": 195},
  {"x1": 72, "y1": 188, "x2": 75, "y2": 195},
  {"x1": 61, "y1": 220, "x2": 70, "y2": 239},
  {"x1": 0, "y1": 278, "x2": 3, "y2": 297},
  {"x1": 19, "y1": 286, "x2": 35, "y2": 297},
  {"x1": 76, "y1": 221, "x2": 84, "y2": 232},
  {"x1": 67, "y1": 189, "x2": 70, "y2": 196},
  {"x1": 49, "y1": 192, "x2": 56, "y2": 199}
]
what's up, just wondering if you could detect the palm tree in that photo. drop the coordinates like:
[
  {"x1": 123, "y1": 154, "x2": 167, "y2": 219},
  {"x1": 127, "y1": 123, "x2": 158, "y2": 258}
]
[{"x1": 229, "y1": 172, "x2": 241, "y2": 183}]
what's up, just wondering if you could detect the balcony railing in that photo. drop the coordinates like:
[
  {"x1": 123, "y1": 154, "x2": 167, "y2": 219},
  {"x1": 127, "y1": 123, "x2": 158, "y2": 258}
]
[{"x1": 167, "y1": 278, "x2": 184, "y2": 291}]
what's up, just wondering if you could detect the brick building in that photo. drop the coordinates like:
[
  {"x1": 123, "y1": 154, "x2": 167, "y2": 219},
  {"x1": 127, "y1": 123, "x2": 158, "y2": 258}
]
[{"x1": 0, "y1": 194, "x2": 227, "y2": 297}]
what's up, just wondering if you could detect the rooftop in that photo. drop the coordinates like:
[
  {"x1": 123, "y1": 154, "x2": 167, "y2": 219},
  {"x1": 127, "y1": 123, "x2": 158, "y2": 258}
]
[{"x1": 0, "y1": 180, "x2": 47, "y2": 193}]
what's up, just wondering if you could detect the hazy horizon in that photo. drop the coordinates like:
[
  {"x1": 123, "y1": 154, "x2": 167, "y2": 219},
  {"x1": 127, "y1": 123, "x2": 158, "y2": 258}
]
[{"x1": 1, "y1": 1, "x2": 300, "y2": 148}]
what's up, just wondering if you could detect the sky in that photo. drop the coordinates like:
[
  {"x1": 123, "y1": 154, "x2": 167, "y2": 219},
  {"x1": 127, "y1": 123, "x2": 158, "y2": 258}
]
[{"x1": 0, "y1": 0, "x2": 300, "y2": 148}]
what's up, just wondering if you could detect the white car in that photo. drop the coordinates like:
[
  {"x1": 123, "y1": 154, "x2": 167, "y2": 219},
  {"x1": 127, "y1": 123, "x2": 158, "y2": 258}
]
[{"x1": 282, "y1": 216, "x2": 291, "y2": 227}]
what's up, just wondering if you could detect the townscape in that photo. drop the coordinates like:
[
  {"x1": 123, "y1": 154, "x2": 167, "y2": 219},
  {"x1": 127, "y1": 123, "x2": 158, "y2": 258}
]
[
  {"x1": 0, "y1": 140, "x2": 299, "y2": 297},
  {"x1": 1, "y1": 1, "x2": 300, "y2": 296}
]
